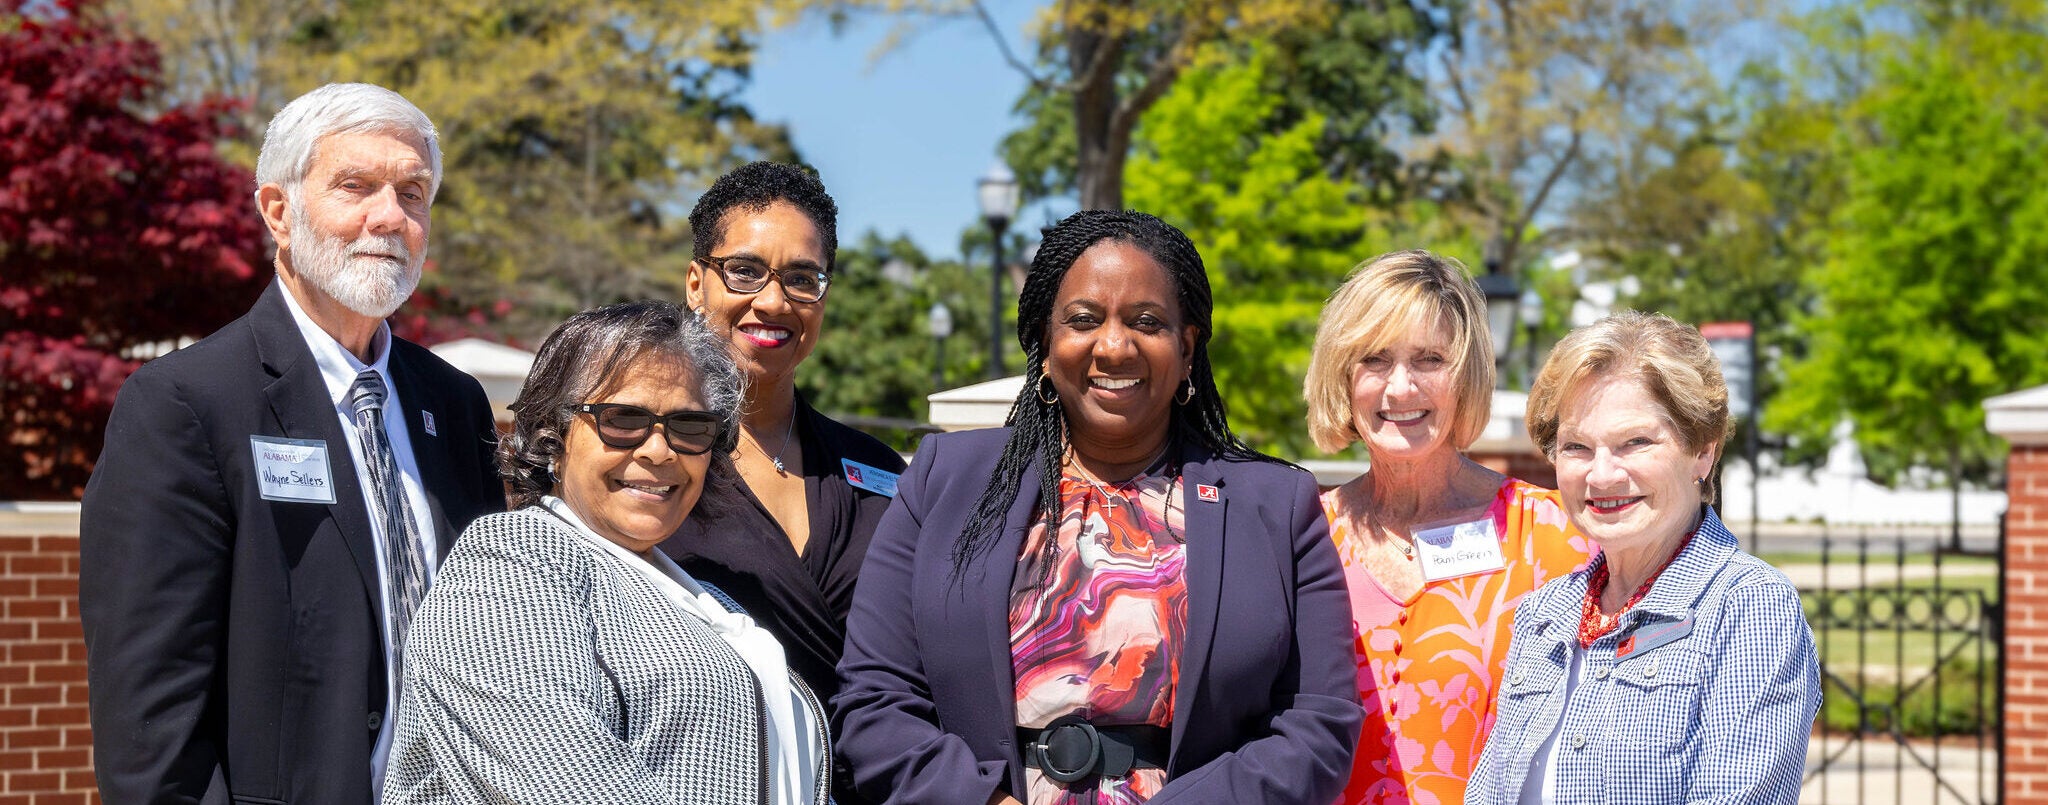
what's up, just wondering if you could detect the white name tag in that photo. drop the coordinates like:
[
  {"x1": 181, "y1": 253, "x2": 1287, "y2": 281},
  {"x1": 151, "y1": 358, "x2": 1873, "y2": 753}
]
[
  {"x1": 841, "y1": 459, "x2": 899, "y2": 498},
  {"x1": 251, "y1": 436, "x2": 337, "y2": 504},
  {"x1": 1413, "y1": 516, "x2": 1505, "y2": 582}
]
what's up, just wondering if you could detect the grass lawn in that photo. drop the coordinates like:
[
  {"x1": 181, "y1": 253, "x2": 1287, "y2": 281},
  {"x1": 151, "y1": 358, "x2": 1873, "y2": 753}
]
[
  {"x1": 1803, "y1": 578, "x2": 1998, "y2": 675},
  {"x1": 1799, "y1": 579, "x2": 2000, "y2": 737}
]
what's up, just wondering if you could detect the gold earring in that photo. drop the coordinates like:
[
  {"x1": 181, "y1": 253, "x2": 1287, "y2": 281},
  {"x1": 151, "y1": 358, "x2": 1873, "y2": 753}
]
[{"x1": 1037, "y1": 376, "x2": 1058, "y2": 405}]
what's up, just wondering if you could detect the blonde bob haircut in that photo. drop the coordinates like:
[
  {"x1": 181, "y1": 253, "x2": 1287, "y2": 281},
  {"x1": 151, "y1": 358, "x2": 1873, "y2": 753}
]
[
  {"x1": 1303, "y1": 250, "x2": 1496, "y2": 454},
  {"x1": 1525, "y1": 311, "x2": 1733, "y2": 501}
]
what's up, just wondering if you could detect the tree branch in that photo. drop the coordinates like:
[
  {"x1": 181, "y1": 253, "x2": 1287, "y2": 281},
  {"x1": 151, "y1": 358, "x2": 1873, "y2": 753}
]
[
  {"x1": 1509, "y1": 127, "x2": 1583, "y2": 246},
  {"x1": 971, "y1": 0, "x2": 1053, "y2": 90},
  {"x1": 1439, "y1": 48, "x2": 1478, "y2": 135},
  {"x1": 1109, "y1": 35, "x2": 1184, "y2": 138},
  {"x1": 1067, "y1": 10, "x2": 1125, "y2": 98}
]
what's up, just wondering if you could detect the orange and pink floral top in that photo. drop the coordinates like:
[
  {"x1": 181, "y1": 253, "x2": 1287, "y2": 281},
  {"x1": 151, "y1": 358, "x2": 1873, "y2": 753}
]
[{"x1": 1325, "y1": 479, "x2": 1587, "y2": 805}]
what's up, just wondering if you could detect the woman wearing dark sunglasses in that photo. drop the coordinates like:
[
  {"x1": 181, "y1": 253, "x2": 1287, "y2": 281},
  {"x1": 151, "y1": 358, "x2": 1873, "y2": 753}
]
[
  {"x1": 666, "y1": 161, "x2": 907, "y2": 788},
  {"x1": 383, "y1": 301, "x2": 831, "y2": 805}
]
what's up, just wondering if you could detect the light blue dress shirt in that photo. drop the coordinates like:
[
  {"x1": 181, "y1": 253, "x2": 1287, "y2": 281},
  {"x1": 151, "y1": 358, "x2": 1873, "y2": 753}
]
[{"x1": 1467, "y1": 506, "x2": 1820, "y2": 805}]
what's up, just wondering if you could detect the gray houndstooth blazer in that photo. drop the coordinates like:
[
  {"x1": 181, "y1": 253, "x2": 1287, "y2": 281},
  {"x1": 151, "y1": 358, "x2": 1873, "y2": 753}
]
[{"x1": 382, "y1": 507, "x2": 830, "y2": 805}]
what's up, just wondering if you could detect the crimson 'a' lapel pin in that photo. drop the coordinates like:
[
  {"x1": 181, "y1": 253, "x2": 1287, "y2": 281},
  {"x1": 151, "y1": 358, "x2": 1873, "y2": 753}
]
[{"x1": 1196, "y1": 484, "x2": 1220, "y2": 502}]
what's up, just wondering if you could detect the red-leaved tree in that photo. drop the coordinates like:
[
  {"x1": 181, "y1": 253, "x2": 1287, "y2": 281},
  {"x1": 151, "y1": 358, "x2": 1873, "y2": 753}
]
[{"x1": 1, "y1": 0, "x2": 268, "y2": 499}]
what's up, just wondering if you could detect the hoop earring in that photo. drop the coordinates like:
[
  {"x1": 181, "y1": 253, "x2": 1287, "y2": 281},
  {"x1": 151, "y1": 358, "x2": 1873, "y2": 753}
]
[
  {"x1": 1037, "y1": 376, "x2": 1059, "y2": 405},
  {"x1": 1176, "y1": 378, "x2": 1195, "y2": 406}
]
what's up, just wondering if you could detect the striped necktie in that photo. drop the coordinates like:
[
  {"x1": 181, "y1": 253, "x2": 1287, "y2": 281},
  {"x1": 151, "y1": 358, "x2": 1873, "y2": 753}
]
[{"x1": 347, "y1": 370, "x2": 431, "y2": 667}]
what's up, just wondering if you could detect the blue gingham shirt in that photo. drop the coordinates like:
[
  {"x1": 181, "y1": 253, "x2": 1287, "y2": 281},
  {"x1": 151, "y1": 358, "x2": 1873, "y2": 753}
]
[{"x1": 1465, "y1": 506, "x2": 1820, "y2": 805}]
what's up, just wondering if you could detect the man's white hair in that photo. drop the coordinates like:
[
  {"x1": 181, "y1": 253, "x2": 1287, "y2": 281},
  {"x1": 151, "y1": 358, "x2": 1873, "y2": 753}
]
[{"x1": 254, "y1": 83, "x2": 442, "y2": 203}]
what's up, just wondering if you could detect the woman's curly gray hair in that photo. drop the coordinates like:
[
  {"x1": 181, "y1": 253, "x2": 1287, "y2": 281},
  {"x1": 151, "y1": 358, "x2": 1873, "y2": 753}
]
[{"x1": 499, "y1": 300, "x2": 745, "y2": 509}]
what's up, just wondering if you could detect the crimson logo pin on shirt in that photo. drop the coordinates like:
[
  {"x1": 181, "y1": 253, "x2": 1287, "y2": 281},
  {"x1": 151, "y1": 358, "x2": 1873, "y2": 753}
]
[{"x1": 1196, "y1": 484, "x2": 1220, "y2": 502}]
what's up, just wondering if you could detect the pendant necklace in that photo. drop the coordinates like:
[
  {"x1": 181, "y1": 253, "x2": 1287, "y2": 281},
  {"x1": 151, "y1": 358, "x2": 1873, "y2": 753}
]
[
  {"x1": 1369, "y1": 519, "x2": 1416, "y2": 560},
  {"x1": 1391, "y1": 528, "x2": 1416, "y2": 560},
  {"x1": 1064, "y1": 446, "x2": 1166, "y2": 511},
  {"x1": 749, "y1": 414, "x2": 797, "y2": 475},
  {"x1": 1356, "y1": 484, "x2": 1417, "y2": 561},
  {"x1": 1078, "y1": 474, "x2": 1120, "y2": 510},
  {"x1": 1067, "y1": 457, "x2": 1120, "y2": 509}
]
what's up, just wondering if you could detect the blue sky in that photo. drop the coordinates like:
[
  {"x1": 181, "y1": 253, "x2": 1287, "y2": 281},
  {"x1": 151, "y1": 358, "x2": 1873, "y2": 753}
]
[{"x1": 741, "y1": 2, "x2": 1058, "y2": 260}]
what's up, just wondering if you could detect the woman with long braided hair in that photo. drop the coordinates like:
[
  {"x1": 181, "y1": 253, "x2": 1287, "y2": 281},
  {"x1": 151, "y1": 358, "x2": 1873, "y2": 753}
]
[{"x1": 833, "y1": 210, "x2": 1362, "y2": 805}]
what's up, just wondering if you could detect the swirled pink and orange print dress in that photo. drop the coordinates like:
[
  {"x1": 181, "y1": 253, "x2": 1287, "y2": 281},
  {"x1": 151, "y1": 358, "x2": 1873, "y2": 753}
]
[{"x1": 1010, "y1": 468, "x2": 1186, "y2": 805}]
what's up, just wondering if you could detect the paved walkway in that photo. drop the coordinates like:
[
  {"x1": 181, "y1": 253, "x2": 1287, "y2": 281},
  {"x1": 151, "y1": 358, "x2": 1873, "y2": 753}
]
[
  {"x1": 1802, "y1": 734, "x2": 1997, "y2": 804},
  {"x1": 1777, "y1": 562, "x2": 1997, "y2": 591}
]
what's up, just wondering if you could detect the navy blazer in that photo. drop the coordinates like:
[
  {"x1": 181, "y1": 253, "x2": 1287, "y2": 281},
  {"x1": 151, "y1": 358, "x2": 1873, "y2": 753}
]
[
  {"x1": 832, "y1": 428, "x2": 1362, "y2": 805},
  {"x1": 80, "y1": 282, "x2": 505, "y2": 804}
]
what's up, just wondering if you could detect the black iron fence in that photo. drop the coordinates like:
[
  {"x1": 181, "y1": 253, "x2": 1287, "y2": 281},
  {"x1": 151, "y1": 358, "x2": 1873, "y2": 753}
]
[{"x1": 1791, "y1": 528, "x2": 2002, "y2": 805}]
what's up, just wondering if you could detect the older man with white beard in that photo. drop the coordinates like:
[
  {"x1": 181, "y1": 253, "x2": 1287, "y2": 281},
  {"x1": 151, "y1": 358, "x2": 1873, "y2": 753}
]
[{"x1": 80, "y1": 83, "x2": 507, "y2": 805}]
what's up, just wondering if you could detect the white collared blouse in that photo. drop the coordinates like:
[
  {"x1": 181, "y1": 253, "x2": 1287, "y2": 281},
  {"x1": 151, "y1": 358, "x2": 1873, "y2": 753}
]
[
  {"x1": 1466, "y1": 506, "x2": 1820, "y2": 805},
  {"x1": 382, "y1": 507, "x2": 831, "y2": 805}
]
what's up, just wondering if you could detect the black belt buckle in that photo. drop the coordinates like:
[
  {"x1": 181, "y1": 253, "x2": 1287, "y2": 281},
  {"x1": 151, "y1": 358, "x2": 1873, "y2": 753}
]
[{"x1": 1030, "y1": 714, "x2": 1104, "y2": 785}]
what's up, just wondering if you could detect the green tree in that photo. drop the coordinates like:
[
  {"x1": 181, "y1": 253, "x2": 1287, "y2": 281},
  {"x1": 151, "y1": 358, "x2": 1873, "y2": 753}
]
[
  {"x1": 1766, "y1": 8, "x2": 2048, "y2": 533},
  {"x1": 997, "y1": 0, "x2": 1445, "y2": 208},
  {"x1": 1125, "y1": 45, "x2": 1479, "y2": 456},
  {"x1": 1573, "y1": 108, "x2": 1813, "y2": 411},
  {"x1": 289, "y1": 0, "x2": 811, "y2": 337},
  {"x1": 1568, "y1": 0, "x2": 1898, "y2": 479},
  {"x1": 798, "y1": 233, "x2": 1004, "y2": 450},
  {"x1": 967, "y1": 0, "x2": 1338, "y2": 210},
  {"x1": 114, "y1": 0, "x2": 821, "y2": 340},
  {"x1": 1433, "y1": 0, "x2": 1758, "y2": 277},
  {"x1": 107, "y1": 0, "x2": 299, "y2": 150}
]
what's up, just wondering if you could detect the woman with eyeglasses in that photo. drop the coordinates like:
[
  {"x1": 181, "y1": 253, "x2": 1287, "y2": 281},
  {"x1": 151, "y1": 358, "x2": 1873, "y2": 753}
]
[
  {"x1": 664, "y1": 162, "x2": 907, "y2": 761},
  {"x1": 383, "y1": 300, "x2": 829, "y2": 804}
]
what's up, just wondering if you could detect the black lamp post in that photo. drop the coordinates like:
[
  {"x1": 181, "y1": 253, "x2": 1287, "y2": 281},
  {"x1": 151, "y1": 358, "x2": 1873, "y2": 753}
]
[
  {"x1": 1518, "y1": 287, "x2": 1543, "y2": 385},
  {"x1": 1477, "y1": 252, "x2": 1519, "y2": 387},
  {"x1": 927, "y1": 301, "x2": 953, "y2": 390},
  {"x1": 977, "y1": 164, "x2": 1019, "y2": 379}
]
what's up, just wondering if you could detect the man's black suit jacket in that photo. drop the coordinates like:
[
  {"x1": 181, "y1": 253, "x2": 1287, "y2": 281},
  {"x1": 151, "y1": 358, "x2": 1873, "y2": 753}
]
[{"x1": 80, "y1": 281, "x2": 506, "y2": 804}]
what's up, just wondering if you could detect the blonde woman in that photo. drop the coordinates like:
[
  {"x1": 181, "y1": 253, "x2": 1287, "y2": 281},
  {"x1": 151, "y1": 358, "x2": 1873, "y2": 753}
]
[{"x1": 1304, "y1": 251, "x2": 1588, "y2": 804}]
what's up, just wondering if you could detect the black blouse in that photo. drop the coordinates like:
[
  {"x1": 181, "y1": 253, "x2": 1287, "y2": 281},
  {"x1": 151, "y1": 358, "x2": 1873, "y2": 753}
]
[{"x1": 657, "y1": 394, "x2": 906, "y2": 708}]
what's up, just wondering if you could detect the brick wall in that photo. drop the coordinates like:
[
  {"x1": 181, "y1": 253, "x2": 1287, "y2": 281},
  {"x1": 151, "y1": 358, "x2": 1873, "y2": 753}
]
[
  {"x1": 2010, "y1": 444, "x2": 2048, "y2": 803},
  {"x1": 0, "y1": 506, "x2": 96, "y2": 804}
]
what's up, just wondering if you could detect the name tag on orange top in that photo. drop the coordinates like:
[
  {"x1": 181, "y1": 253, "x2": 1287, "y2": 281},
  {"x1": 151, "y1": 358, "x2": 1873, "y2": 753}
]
[{"x1": 1413, "y1": 517, "x2": 1505, "y2": 582}]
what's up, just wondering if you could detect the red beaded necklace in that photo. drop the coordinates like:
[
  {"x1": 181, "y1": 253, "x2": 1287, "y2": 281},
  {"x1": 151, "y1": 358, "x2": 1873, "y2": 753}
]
[{"x1": 1577, "y1": 526, "x2": 1698, "y2": 649}]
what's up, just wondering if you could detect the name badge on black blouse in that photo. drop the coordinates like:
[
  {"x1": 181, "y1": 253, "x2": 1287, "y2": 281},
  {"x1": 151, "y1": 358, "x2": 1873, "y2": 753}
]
[{"x1": 842, "y1": 459, "x2": 899, "y2": 498}]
